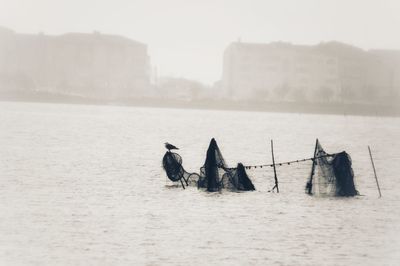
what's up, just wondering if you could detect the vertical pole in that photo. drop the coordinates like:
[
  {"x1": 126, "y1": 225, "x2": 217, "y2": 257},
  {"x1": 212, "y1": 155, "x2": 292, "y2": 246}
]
[
  {"x1": 183, "y1": 176, "x2": 189, "y2": 186},
  {"x1": 368, "y1": 146, "x2": 382, "y2": 198},
  {"x1": 271, "y1": 140, "x2": 279, "y2": 193},
  {"x1": 307, "y1": 138, "x2": 319, "y2": 195},
  {"x1": 180, "y1": 178, "x2": 186, "y2": 190}
]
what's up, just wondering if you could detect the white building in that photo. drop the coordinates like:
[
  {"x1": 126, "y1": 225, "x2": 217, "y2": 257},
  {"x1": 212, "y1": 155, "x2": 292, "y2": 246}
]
[
  {"x1": 222, "y1": 41, "x2": 400, "y2": 104},
  {"x1": 0, "y1": 27, "x2": 150, "y2": 100}
]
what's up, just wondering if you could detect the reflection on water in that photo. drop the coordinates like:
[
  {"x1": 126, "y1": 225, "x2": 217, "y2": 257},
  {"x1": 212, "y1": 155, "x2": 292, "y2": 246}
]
[{"x1": 0, "y1": 102, "x2": 399, "y2": 265}]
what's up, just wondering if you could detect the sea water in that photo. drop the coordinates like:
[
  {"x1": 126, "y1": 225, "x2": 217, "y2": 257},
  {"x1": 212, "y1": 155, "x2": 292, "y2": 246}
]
[{"x1": 0, "y1": 101, "x2": 399, "y2": 265}]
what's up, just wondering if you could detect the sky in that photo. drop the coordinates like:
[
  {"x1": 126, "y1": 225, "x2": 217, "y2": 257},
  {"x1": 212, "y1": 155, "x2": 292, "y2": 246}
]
[{"x1": 1, "y1": 0, "x2": 400, "y2": 84}]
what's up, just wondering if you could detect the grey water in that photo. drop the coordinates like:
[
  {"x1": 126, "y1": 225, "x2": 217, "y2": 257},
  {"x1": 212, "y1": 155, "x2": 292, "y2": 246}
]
[{"x1": 0, "y1": 101, "x2": 399, "y2": 265}]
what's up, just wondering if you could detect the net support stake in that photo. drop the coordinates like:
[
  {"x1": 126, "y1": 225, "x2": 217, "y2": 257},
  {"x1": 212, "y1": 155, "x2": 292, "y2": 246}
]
[
  {"x1": 307, "y1": 138, "x2": 319, "y2": 195},
  {"x1": 180, "y1": 178, "x2": 186, "y2": 190},
  {"x1": 368, "y1": 146, "x2": 382, "y2": 198},
  {"x1": 270, "y1": 140, "x2": 279, "y2": 193}
]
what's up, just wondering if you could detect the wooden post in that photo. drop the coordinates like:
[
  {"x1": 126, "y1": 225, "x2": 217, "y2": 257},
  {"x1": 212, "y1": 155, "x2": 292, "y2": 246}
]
[
  {"x1": 368, "y1": 146, "x2": 382, "y2": 198},
  {"x1": 180, "y1": 178, "x2": 186, "y2": 190},
  {"x1": 271, "y1": 140, "x2": 279, "y2": 193},
  {"x1": 307, "y1": 138, "x2": 319, "y2": 195},
  {"x1": 183, "y1": 176, "x2": 189, "y2": 186}
]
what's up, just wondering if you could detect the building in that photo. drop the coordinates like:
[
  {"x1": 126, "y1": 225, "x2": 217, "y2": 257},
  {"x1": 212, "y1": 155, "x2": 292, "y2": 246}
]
[
  {"x1": 0, "y1": 27, "x2": 150, "y2": 100},
  {"x1": 222, "y1": 41, "x2": 400, "y2": 104}
]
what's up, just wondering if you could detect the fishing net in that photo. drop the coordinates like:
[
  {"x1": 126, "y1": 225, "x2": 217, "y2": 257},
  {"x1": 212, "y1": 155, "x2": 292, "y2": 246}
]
[
  {"x1": 198, "y1": 138, "x2": 255, "y2": 192},
  {"x1": 222, "y1": 163, "x2": 256, "y2": 191},
  {"x1": 162, "y1": 151, "x2": 199, "y2": 185},
  {"x1": 197, "y1": 138, "x2": 226, "y2": 191},
  {"x1": 306, "y1": 140, "x2": 358, "y2": 196},
  {"x1": 162, "y1": 138, "x2": 255, "y2": 192}
]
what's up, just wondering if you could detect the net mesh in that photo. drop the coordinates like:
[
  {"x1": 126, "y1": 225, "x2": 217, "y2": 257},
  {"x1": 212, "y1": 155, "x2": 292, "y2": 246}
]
[
  {"x1": 163, "y1": 139, "x2": 357, "y2": 195},
  {"x1": 162, "y1": 151, "x2": 199, "y2": 184},
  {"x1": 222, "y1": 163, "x2": 256, "y2": 191},
  {"x1": 163, "y1": 138, "x2": 255, "y2": 192},
  {"x1": 197, "y1": 138, "x2": 255, "y2": 192},
  {"x1": 306, "y1": 140, "x2": 358, "y2": 196},
  {"x1": 198, "y1": 138, "x2": 226, "y2": 191}
]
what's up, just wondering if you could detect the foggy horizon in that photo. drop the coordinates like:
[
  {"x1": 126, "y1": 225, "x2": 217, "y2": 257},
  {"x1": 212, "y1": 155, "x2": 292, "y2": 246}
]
[
  {"x1": 1, "y1": 0, "x2": 400, "y2": 84},
  {"x1": 3, "y1": 25, "x2": 400, "y2": 85}
]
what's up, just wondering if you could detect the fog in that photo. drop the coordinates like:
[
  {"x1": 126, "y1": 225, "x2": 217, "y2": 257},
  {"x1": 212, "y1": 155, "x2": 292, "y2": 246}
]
[
  {"x1": 1, "y1": 0, "x2": 400, "y2": 84},
  {"x1": 1, "y1": 2, "x2": 400, "y2": 265},
  {"x1": 0, "y1": 0, "x2": 399, "y2": 115}
]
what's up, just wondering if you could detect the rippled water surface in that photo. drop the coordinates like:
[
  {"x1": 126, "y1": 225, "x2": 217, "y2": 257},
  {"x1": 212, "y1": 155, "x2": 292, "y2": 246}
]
[{"x1": 0, "y1": 102, "x2": 399, "y2": 265}]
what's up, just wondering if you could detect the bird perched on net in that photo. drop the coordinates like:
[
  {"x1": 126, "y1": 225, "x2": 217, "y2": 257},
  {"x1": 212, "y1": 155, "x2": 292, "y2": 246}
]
[{"x1": 165, "y1": 142, "x2": 179, "y2": 152}]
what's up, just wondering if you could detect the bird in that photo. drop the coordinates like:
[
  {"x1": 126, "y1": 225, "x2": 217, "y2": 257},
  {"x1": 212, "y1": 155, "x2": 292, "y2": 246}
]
[{"x1": 165, "y1": 142, "x2": 179, "y2": 151}]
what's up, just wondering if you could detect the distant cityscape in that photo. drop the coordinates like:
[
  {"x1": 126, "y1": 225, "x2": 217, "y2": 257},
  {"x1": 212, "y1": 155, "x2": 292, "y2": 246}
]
[
  {"x1": 222, "y1": 42, "x2": 400, "y2": 105},
  {"x1": 1, "y1": 26, "x2": 399, "y2": 114},
  {"x1": 0, "y1": 26, "x2": 150, "y2": 100}
]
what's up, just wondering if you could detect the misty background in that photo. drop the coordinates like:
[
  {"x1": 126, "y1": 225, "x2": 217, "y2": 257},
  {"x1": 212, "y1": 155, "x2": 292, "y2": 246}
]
[
  {"x1": 1, "y1": 0, "x2": 400, "y2": 115},
  {"x1": 1, "y1": 2, "x2": 400, "y2": 265}
]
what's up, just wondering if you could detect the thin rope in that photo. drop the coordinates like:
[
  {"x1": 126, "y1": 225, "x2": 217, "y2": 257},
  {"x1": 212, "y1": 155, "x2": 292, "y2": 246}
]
[{"x1": 220, "y1": 154, "x2": 335, "y2": 170}]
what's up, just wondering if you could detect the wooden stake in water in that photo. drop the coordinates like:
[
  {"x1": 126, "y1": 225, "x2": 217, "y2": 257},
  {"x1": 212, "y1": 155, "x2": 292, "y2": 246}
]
[
  {"x1": 306, "y1": 138, "x2": 319, "y2": 195},
  {"x1": 180, "y1": 178, "x2": 186, "y2": 190},
  {"x1": 270, "y1": 140, "x2": 279, "y2": 193},
  {"x1": 368, "y1": 146, "x2": 382, "y2": 198},
  {"x1": 183, "y1": 176, "x2": 189, "y2": 186}
]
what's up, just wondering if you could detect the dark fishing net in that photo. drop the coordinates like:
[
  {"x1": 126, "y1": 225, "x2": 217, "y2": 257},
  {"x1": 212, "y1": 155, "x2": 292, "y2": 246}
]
[
  {"x1": 222, "y1": 163, "x2": 256, "y2": 191},
  {"x1": 198, "y1": 138, "x2": 226, "y2": 191},
  {"x1": 162, "y1": 151, "x2": 199, "y2": 185},
  {"x1": 162, "y1": 138, "x2": 255, "y2": 191},
  {"x1": 331, "y1": 152, "x2": 358, "y2": 196},
  {"x1": 198, "y1": 138, "x2": 255, "y2": 192},
  {"x1": 306, "y1": 140, "x2": 358, "y2": 196}
]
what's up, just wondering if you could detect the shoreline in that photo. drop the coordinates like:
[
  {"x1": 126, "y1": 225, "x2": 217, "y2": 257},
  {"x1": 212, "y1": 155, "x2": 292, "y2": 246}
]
[{"x1": 1, "y1": 91, "x2": 399, "y2": 117}]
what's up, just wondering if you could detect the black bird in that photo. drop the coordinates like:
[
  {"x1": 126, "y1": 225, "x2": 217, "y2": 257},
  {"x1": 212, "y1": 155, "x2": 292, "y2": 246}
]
[{"x1": 165, "y1": 142, "x2": 179, "y2": 151}]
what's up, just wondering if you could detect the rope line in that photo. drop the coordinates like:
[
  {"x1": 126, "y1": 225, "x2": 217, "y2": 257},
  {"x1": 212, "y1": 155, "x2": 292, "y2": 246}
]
[{"x1": 220, "y1": 154, "x2": 335, "y2": 170}]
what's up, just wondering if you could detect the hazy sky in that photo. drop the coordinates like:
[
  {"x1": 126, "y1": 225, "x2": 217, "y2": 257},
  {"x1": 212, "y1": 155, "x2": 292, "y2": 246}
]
[{"x1": 1, "y1": 0, "x2": 399, "y2": 84}]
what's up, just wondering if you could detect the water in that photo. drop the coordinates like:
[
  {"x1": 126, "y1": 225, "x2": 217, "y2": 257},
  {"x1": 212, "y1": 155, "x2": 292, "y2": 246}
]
[{"x1": 0, "y1": 101, "x2": 399, "y2": 265}]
